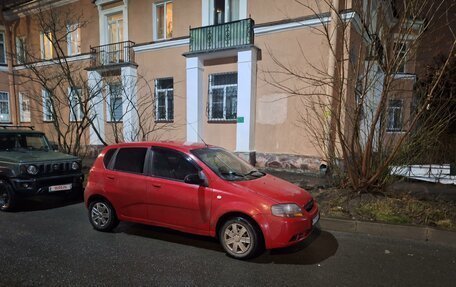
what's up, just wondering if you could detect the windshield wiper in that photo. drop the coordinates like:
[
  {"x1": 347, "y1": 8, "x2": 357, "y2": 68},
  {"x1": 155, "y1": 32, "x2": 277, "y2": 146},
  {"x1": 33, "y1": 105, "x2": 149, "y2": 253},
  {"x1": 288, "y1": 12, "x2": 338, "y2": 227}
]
[
  {"x1": 220, "y1": 171, "x2": 246, "y2": 178},
  {"x1": 244, "y1": 170, "x2": 266, "y2": 177}
]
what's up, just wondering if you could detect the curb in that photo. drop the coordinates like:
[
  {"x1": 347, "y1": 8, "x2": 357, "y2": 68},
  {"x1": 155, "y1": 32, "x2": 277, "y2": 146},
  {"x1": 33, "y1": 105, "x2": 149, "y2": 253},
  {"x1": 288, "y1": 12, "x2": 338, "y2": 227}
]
[{"x1": 319, "y1": 217, "x2": 456, "y2": 248}]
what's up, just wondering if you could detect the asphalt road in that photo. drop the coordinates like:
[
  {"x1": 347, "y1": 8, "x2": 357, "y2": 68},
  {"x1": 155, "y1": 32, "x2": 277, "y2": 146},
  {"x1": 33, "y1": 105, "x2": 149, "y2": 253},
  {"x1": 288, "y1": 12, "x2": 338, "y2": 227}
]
[{"x1": 1, "y1": 196, "x2": 455, "y2": 287}]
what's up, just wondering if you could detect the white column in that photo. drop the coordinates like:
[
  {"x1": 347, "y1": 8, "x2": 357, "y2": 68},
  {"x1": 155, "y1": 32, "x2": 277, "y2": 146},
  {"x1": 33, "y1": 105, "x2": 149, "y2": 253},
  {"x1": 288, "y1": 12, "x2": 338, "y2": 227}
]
[
  {"x1": 186, "y1": 57, "x2": 204, "y2": 142},
  {"x1": 121, "y1": 66, "x2": 139, "y2": 142},
  {"x1": 87, "y1": 70, "x2": 105, "y2": 145},
  {"x1": 236, "y1": 49, "x2": 257, "y2": 152}
]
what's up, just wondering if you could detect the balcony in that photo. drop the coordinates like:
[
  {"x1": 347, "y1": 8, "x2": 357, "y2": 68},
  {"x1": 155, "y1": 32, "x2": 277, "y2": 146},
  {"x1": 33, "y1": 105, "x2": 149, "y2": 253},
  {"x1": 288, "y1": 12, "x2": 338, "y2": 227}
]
[
  {"x1": 89, "y1": 41, "x2": 136, "y2": 70},
  {"x1": 188, "y1": 18, "x2": 255, "y2": 55}
]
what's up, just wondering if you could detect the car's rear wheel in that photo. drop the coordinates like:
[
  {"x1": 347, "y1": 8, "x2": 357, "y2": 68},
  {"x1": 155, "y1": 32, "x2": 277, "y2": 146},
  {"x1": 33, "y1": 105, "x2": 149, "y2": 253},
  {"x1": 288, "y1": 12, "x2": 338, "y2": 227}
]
[
  {"x1": 88, "y1": 199, "x2": 119, "y2": 232},
  {"x1": 0, "y1": 181, "x2": 15, "y2": 212},
  {"x1": 219, "y1": 217, "x2": 263, "y2": 259}
]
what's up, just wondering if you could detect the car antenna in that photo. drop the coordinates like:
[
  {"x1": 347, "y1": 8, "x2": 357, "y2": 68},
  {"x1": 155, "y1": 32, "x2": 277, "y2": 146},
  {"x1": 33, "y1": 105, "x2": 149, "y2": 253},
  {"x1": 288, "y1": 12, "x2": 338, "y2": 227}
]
[{"x1": 189, "y1": 122, "x2": 209, "y2": 147}]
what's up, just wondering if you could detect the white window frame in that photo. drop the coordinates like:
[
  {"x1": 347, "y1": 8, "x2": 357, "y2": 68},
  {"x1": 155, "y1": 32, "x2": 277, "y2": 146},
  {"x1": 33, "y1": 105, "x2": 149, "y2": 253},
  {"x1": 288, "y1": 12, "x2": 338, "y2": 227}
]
[
  {"x1": 394, "y1": 41, "x2": 407, "y2": 73},
  {"x1": 67, "y1": 24, "x2": 81, "y2": 56},
  {"x1": 69, "y1": 87, "x2": 83, "y2": 122},
  {"x1": 42, "y1": 89, "x2": 54, "y2": 122},
  {"x1": 0, "y1": 31, "x2": 6, "y2": 64},
  {"x1": 153, "y1": 1, "x2": 173, "y2": 41},
  {"x1": 40, "y1": 31, "x2": 53, "y2": 60},
  {"x1": 155, "y1": 78, "x2": 174, "y2": 122},
  {"x1": 98, "y1": 4, "x2": 128, "y2": 46},
  {"x1": 106, "y1": 83, "x2": 123, "y2": 122},
  {"x1": 203, "y1": 0, "x2": 247, "y2": 26},
  {"x1": 208, "y1": 72, "x2": 238, "y2": 121},
  {"x1": 386, "y1": 99, "x2": 403, "y2": 132},
  {"x1": 19, "y1": 92, "x2": 31, "y2": 123},
  {"x1": 0, "y1": 91, "x2": 10, "y2": 122},
  {"x1": 16, "y1": 36, "x2": 26, "y2": 64}
]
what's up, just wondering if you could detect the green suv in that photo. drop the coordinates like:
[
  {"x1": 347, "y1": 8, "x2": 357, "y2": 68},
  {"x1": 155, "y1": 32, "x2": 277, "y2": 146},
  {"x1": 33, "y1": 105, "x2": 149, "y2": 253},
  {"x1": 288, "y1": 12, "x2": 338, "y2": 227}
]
[{"x1": 0, "y1": 127, "x2": 83, "y2": 211}]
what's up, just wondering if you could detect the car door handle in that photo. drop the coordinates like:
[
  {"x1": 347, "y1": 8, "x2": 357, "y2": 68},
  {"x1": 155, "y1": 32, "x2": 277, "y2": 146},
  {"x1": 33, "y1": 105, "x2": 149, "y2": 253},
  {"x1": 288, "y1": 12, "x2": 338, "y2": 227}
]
[
  {"x1": 151, "y1": 183, "x2": 161, "y2": 188},
  {"x1": 106, "y1": 175, "x2": 115, "y2": 180}
]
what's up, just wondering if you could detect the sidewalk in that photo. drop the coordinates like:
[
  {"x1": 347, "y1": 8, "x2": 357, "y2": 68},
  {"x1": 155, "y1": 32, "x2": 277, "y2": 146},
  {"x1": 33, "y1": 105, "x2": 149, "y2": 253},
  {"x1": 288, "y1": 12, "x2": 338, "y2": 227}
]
[{"x1": 319, "y1": 217, "x2": 456, "y2": 248}]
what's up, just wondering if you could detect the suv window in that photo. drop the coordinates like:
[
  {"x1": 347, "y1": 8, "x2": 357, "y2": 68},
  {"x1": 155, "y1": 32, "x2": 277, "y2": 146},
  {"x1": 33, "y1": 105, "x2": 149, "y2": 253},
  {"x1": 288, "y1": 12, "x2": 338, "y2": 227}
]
[
  {"x1": 151, "y1": 148, "x2": 198, "y2": 181},
  {"x1": 0, "y1": 133, "x2": 50, "y2": 151},
  {"x1": 113, "y1": 148, "x2": 147, "y2": 174}
]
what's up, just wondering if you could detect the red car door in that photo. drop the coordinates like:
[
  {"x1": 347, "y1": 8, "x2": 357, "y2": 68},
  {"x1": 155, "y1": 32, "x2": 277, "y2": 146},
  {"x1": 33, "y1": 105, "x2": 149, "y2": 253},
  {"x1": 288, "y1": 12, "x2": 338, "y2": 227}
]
[
  {"x1": 146, "y1": 147, "x2": 212, "y2": 233},
  {"x1": 104, "y1": 147, "x2": 149, "y2": 221}
]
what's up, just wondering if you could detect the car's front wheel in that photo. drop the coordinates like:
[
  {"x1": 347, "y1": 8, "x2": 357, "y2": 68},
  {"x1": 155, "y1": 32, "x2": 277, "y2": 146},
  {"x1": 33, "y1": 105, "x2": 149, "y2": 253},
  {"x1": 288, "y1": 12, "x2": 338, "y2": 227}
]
[
  {"x1": 0, "y1": 181, "x2": 15, "y2": 212},
  {"x1": 219, "y1": 217, "x2": 263, "y2": 259},
  {"x1": 88, "y1": 199, "x2": 119, "y2": 232}
]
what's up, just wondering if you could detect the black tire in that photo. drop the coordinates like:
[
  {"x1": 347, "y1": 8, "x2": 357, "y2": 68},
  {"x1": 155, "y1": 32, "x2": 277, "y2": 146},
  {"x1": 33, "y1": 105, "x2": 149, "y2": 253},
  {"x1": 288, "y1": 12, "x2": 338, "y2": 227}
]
[
  {"x1": 88, "y1": 199, "x2": 119, "y2": 232},
  {"x1": 0, "y1": 181, "x2": 16, "y2": 212},
  {"x1": 219, "y1": 216, "x2": 264, "y2": 259}
]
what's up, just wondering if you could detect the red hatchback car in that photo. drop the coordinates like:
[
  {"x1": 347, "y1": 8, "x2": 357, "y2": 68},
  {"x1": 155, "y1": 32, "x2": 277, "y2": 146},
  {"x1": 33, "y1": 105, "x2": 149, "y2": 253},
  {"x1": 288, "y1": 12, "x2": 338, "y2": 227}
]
[{"x1": 84, "y1": 142, "x2": 319, "y2": 259}]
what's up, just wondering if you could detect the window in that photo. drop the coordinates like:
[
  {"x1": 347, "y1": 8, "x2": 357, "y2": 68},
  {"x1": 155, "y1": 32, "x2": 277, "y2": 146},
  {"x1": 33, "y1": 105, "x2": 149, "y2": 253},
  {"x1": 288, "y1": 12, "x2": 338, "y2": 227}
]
[
  {"x1": 40, "y1": 31, "x2": 53, "y2": 60},
  {"x1": 151, "y1": 148, "x2": 198, "y2": 181},
  {"x1": 394, "y1": 42, "x2": 407, "y2": 73},
  {"x1": 19, "y1": 92, "x2": 31, "y2": 122},
  {"x1": 16, "y1": 37, "x2": 26, "y2": 64},
  {"x1": 114, "y1": 148, "x2": 147, "y2": 174},
  {"x1": 213, "y1": 0, "x2": 240, "y2": 24},
  {"x1": 69, "y1": 87, "x2": 83, "y2": 122},
  {"x1": 155, "y1": 78, "x2": 174, "y2": 122},
  {"x1": 0, "y1": 92, "x2": 10, "y2": 122},
  {"x1": 387, "y1": 100, "x2": 403, "y2": 132},
  {"x1": 154, "y1": 1, "x2": 173, "y2": 40},
  {"x1": 42, "y1": 89, "x2": 53, "y2": 121},
  {"x1": 107, "y1": 13, "x2": 123, "y2": 44},
  {"x1": 208, "y1": 73, "x2": 237, "y2": 121},
  {"x1": 67, "y1": 24, "x2": 81, "y2": 56},
  {"x1": 1, "y1": 32, "x2": 6, "y2": 64},
  {"x1": 107, "y1": 83, "x2": 123, "y2": 122},
  {"x1": 103, "y1": 148, "x2": 117, "y2": 168}
]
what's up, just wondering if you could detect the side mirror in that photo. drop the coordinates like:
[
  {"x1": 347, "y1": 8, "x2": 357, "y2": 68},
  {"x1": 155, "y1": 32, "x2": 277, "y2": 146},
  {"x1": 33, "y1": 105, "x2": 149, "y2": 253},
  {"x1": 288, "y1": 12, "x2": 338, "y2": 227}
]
[
  {"x1": 49, "y1": 142, "x2": 59, "y2": 151},
  {"x1": 184, "y1": 173, "x2": 204, "y2": 186}
]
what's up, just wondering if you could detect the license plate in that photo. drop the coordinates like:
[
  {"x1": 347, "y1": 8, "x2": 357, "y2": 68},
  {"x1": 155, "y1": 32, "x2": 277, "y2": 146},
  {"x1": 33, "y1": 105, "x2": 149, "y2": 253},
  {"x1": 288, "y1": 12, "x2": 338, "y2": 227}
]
[
  {"x1": 312, "y1": 213, "x2": 320, "y2": 226},
  {"x1": 49, "y1": 184, "x2": 72, "y2": 192}
]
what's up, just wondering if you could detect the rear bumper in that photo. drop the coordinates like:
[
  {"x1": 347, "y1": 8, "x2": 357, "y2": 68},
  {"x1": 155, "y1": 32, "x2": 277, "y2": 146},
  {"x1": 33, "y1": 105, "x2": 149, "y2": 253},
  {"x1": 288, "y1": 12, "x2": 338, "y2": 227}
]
[
  {"x1": 254, "y1": 203, "x2": 320, "y2": 249},
  {"x1": 10, "y1": 173, "x2": 84, "y2": 196}
]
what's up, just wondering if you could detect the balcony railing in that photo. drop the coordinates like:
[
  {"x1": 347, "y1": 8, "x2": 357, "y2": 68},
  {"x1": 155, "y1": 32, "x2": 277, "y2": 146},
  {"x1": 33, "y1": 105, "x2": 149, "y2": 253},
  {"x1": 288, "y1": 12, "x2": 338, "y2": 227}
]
[
  {"x1": 90, "y1": 41, "x2": 135, "y2": 69},
  {"x1": 189, "y1": 18, "x2": 254, "y2": 54}
]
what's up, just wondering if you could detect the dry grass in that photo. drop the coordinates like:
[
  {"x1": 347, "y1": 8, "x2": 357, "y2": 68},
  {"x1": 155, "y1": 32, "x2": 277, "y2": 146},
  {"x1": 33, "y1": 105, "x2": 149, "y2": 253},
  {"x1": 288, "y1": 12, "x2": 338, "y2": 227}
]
[{"x1": 312, "y1": 188, "x2": 456, "y2": 230}]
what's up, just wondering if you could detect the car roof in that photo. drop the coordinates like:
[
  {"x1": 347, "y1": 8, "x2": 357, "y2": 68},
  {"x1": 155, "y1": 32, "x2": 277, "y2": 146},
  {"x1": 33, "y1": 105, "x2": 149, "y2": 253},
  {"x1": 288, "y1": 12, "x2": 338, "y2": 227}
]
[{"x1": 105, "y1": 141, "x2": 212, "y2": 153}]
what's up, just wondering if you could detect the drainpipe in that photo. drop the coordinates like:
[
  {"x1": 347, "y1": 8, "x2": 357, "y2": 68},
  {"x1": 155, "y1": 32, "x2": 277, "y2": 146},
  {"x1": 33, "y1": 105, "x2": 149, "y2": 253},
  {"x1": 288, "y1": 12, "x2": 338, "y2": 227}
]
[
  {"x1": 0, "y1": 10, "x2": 19, "y2": 125},
  {"x1": 325, "y1": 0, "x2": 342, "y2": 163}
]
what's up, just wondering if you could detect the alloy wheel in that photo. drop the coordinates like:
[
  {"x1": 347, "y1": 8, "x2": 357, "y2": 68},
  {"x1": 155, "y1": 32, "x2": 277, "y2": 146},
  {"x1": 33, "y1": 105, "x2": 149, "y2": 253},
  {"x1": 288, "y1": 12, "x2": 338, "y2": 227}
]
[
  {"x1": 223, "y1": 223, "x2": 252, "y2": 255},
  {"x1": 91, "y1": 202, "x2": 111, "y2": 228}
]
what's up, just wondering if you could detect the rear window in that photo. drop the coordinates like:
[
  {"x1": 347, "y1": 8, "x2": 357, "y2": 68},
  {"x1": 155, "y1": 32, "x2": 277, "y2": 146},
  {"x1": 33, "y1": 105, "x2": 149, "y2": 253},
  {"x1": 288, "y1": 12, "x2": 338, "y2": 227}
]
[
  {"x1": 113, "y1": 148, "x2": 147, "y2": 174},
  {"x1": 103, "y1": 148, "x2": 117, "y2": 168}
]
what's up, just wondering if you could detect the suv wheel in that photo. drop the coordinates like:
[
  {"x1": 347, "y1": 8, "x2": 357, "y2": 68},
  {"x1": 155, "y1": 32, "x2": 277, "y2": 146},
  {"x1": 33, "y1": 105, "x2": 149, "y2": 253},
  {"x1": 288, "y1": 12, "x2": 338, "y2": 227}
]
[
  {"x1": 0, "y1": 181, "x2": 15, "y2": 212},
  {"x1": 88, "y1": 200, "x2": 119, "y2": 232},
  {"x1": 219, "y1": 217, "x2": 263, "y2": 259}
]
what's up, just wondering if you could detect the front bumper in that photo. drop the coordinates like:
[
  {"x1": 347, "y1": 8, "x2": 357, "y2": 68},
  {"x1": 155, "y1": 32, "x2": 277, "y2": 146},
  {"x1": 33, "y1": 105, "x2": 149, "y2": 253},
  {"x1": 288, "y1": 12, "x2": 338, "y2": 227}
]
[
  {"x1": 255, "y1": 202, "x2": 320, "y2": 249},
  {"x1": 10, "y1": 173, "x2": 84, "y2": 196}
]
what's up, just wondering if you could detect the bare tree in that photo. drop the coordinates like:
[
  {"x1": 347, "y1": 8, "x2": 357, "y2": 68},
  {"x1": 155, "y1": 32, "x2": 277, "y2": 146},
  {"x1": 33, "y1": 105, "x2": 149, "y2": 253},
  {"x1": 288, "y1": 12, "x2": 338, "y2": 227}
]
[
  {"x1": 264, "y1": 0, "x2": 456, "y2": 191},
  {"x1": 6, "y1": 3, "x2": 173, "y2": 156}
]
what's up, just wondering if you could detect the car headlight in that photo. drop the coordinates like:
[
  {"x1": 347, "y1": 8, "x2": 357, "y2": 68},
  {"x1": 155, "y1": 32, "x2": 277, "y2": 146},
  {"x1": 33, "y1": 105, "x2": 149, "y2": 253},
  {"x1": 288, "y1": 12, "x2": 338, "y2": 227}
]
[
  {"x1": 271, "y1": 203, "x2": 303, "y2": 218},
  {"x1": 71, "y1": 161, "x2": 80, "y2": 170},
  {"x1": 27, "y1": 165, "x2": 39, "y2": 175}
]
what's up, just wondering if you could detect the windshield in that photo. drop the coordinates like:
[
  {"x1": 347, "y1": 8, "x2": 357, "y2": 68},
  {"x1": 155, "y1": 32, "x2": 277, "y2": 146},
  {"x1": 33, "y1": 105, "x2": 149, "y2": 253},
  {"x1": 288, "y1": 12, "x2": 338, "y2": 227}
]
[
  {"x1": 191, "y1": 148, "x2": 265, "y2": 181},
  {"x1": 0, "y1": 133, "x2": 50, "y2": 151}
]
